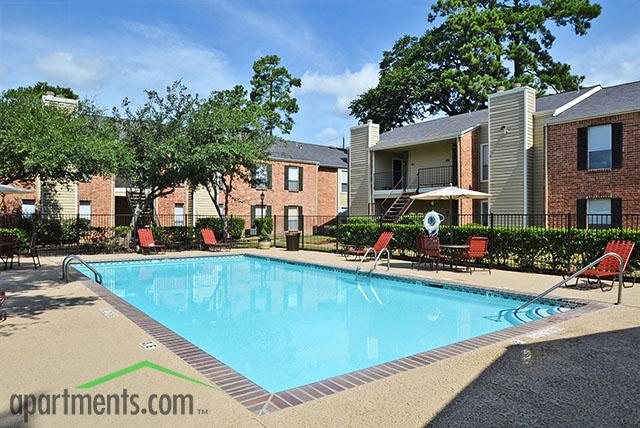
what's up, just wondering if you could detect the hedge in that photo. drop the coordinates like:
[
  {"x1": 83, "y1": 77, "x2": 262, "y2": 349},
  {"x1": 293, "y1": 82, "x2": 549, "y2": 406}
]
[
  {"x1": 335, "y1": 221, "x2": 640, "y2": 273},
  {"x1": 0, "y1": 228, "x2": 29, "y2": 250},
  {"x1": 195, "y1": 217, "x2": 245, "y2": 241}
]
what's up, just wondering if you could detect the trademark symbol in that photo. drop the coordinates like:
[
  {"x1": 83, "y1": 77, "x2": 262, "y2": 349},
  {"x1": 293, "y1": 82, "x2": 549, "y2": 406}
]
[{"x1": 197, "y1": 408, "x2": 208, "y2": 415}]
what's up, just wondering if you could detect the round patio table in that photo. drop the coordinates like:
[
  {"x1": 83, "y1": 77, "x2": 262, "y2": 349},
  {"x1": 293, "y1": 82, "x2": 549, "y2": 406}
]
[{"x1": 440, "y1": 244, "x2": 470, "y2": 270}]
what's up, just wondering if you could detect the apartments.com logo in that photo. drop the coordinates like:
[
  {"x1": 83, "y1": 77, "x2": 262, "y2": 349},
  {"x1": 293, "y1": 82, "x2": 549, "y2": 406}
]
[{"x1": 9, "y1": 360, "x2": 218, "y2": 422}]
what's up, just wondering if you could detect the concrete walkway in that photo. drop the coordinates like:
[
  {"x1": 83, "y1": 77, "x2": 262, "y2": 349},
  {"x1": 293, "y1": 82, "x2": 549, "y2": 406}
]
[{"x1": 1, "y1": 249, "x2": 638, "y2": 427}]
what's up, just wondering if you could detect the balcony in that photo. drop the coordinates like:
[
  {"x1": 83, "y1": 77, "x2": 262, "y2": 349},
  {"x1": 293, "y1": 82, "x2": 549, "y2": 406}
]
[
  {"x1": 373, "y1": 172, "x2": 404, "y2": 191},
  {"x1": 417, "y1": 166, "x2": 454, "y2": 188}
]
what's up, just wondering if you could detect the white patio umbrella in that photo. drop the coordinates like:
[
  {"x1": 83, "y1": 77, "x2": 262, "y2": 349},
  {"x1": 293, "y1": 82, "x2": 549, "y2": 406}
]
[
  {"x1": 0, "y1": 185, "x2": 34, "y2": 196},
  {"x1": 0, "y1": 185, "x2": 34, "y2": 213},
  {"x1": 410, "y1": 185, "x2": 491, "y2": 201},
  {"x1": 410, "y1": 185, "x2": 491, "y2": 242}
]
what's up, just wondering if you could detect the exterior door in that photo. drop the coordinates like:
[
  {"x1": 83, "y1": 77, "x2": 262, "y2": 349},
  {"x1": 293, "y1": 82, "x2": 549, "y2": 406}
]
[{"x1": 392, "y1": 158, "x2": 404, "y2": 188}]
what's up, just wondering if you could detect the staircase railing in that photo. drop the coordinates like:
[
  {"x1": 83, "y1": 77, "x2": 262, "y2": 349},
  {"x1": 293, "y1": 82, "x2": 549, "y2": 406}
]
[{"x1": 515, "y1": 252, "x2": 624, "y2": 313}]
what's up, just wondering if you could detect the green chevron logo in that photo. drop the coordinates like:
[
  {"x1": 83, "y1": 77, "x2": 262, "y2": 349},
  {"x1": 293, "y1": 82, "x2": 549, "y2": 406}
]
[{"x1": 76, "y1": 360, "x2": 218, "y2": 390}]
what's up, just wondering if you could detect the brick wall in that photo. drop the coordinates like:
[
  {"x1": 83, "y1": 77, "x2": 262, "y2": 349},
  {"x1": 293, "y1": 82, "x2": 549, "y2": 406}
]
[
  {"x1": 226, "y1": 160, "x2": 340, "y2": 233},
  {"x1": 547, "y1": 111, "x2": 640, "y2": 217},
  {"x1": 156, "y1": 186, "x2": 189, "y2": 225},
  {"x1": 317, "y1": 167, "x2": 337, "y2": 217},
  {"x1": 78, "y1": 176, "x2": 113, "y2": 216},
  {"x1": 458, "y1": 128, "x2": 480, "y2": 215}
]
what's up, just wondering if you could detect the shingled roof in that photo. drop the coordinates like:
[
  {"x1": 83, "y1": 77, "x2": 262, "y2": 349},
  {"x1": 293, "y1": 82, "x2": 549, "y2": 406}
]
[
  {"x1": 373, "y1": 86, "x2": 605, "y2": 150},
  {"x1": 549, "y1": 81, "x2": 640, "y2": 123},
  {"x1": 269, "y1": 140, "x2": 348, "y2": 169}
]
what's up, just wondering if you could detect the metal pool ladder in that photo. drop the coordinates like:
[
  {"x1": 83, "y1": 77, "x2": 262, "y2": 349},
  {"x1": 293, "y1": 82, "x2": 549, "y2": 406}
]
[
  {"x1": 355, "y1": 247, "x2": 391, "y2": 275},
  {"x1": 515, "y1": 252, "x2": 624, "y2": 313},
  {"x1": 61, "y1": 255, "x2": 103, "y2": 284}
]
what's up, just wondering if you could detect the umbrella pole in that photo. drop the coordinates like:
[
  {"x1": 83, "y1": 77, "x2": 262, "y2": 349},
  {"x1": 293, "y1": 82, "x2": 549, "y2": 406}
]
[{"x1": 450, "y1": 197, "x2": 454, "y2": 244}]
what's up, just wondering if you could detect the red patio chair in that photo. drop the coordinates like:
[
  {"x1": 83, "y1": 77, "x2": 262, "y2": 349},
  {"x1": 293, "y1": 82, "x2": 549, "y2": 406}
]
[
  {"x1": 136, "y1": 228, "x2": 165, "y2": 254},
  {"x1": 459, "y1": 236, "x2": 489, "y2": 274},
  {"x1": 344, "y1": 231, "x2": 394, "y2": 261},
  {"x1": 201, "y1": 228, "x2": 230, "y2": 252},
  {"x1": 573, "y1": 240, "x2": 635, "y2": 291},
  {"x1": 413, "y1": 233, "x2": 442, "y2": 271}
]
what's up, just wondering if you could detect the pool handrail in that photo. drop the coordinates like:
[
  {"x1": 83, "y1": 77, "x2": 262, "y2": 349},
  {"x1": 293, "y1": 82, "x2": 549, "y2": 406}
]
[
  {"x1": 61, "y1": 255, "x2": 103, "y2": 284},
  {"x1": 515, "y1": 252, "x2": 624, "y2": 313}
]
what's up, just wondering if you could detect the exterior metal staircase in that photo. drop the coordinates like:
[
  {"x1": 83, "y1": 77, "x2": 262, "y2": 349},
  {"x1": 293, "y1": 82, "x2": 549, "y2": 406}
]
[
  {"x1": 381, "y1": 191, "x2": 415, "y2": 222},
  {"x1": 125, "y1": 188, "x2": 157, "y2": 226}
]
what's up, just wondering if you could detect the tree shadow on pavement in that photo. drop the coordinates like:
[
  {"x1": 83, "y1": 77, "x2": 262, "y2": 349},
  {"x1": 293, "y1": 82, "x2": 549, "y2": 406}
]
[{"x1": 427, "y1": 327, "x2": 640, "y2": 427}]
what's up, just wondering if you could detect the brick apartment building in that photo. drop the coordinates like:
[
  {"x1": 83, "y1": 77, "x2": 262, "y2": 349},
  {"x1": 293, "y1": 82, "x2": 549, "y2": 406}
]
[
  {"x1": 349, "y1": 80, "x2": 639, "y2": 228},
  {"x1": 3, "y1": 136, "x2": 348, "y2": 233}
]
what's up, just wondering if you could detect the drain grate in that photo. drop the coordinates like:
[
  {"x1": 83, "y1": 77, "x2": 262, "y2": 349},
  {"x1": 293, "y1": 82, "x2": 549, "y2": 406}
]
[
  {"x1": 100, "y1": 308, "x2": 117, "y2": 319},
  {"x1": 140, "y1": 341, "x2": 159, "y2": 350}
]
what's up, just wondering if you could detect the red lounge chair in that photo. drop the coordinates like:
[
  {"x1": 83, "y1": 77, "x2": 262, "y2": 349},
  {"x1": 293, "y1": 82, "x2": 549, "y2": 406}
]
[
  {"x1": 573, "y1": 240, "x2": 635, "y2": 291},
  {"x1": 459, "y1": 236, "x2": 489, "y2": 274},
  {"x1": 413, "y1": 233, "x2": 442, "y2": 271},
  {"x1": 201, "y1": 228, "x2": 230, "y2": 251},
  {"x1": 136, "y1": 229, "x2": 166, "y2": 254},
  {"x1": 344, "y1": 231, "x2": 394, "y2": 261}
]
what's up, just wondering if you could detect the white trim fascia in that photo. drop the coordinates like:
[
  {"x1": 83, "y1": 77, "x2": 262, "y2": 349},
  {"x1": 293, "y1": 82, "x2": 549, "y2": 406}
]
[
  {"x1": 459, "y1": 124, "x2": 481, "y2": 135},
  {"x1": 546, "y1": 107, "x2": 640, "y2": 126},
  {"x1": 552, "y1": 86, "x2": 602, "y2": 117},
  {"x1": 268, "y1": 157, "x2": 320, "y2": 166},
  {"x1": 523, "y1": 89, "x2": 529, "y2": 217},
  {"x1": 487, "y1": 102, "x2": 492, "y2": 214},
  {"x1": 544, "y1": 123, "x2": 549, "y2": 218}
]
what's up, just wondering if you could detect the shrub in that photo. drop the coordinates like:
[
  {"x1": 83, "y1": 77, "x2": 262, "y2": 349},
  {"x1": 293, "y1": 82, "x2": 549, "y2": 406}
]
[
  {"x1": 111, "y1": 226, "x2": 131, "y2": 238},
  {"x1": 195, "y1": 217, "x2": 245, "y2": 241},
  {"x1": 254, "y1": 217, "x2": 273, "y2": 240},
  {"x1": 336, "y1": 221, "x2": 640, "y2": 273},
  {"x1": 0, "y1": 228, "x2": 29, "y2": 250},
  {"x1": 151, "y1": 226, "x2": 196, "y2": 248}
]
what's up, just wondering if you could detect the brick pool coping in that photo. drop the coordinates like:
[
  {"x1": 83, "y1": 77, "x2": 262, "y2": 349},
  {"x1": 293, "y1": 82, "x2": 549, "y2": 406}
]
[{"x1": 74, "y1": 254, "x2": 609, "y2": 416}]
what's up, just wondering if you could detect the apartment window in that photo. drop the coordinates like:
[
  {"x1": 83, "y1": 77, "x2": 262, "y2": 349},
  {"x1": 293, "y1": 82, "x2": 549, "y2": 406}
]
[
  {"x1": 480, "y1": 143, "x2": 489, "y2": 182},
  {"x1": 22, "y1": 200, "x2": 36, "y2": 218},
  {"x1": 174, "y1": 203, "x2": 185, "y2": 226},
  {"x1": 340, "y1": 170, "x2": 348, "y2": 193},
  {"x1": 251, "y1": 205, "x2": 271, "y2": 226},
  {"x1": 480, "y1": 201, "x2": 489, "y2": 226},
  {"x1": 252, "y1": 164, "x2": 271, "y2": 189},
  {"x1": 285, "y1": 206, "x2": 302, "y2": 231},
  {"x1": 578, "y1": 123, "x2": 623, "y2": 171},
  {"x1": 285, "y1": 166, "x2": 303, "y2": 191},
  {"x1": 588, "y1": 125, "x2": 612, "y2": 169},
  {"x1": 79, "y1": 201, "x2": 91, "y2": 220}
]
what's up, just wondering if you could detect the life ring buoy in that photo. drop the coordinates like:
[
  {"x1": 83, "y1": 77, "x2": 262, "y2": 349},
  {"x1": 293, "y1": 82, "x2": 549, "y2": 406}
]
[{"x1": 423, "y1": 211, "x2": 444, "y2": 236}]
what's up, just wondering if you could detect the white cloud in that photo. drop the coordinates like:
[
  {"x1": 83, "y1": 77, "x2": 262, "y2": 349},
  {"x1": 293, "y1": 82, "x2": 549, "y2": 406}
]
[
  {"x1": 315, "y1": 127, "x2": 339, "y2": 142},
  {"x1": 299, "y1": 63, "x2": 379, "y2": 116},
  {"x1": 1, "y1": 22, "x2": 232, "y2": 104},
  {"x1": 35, "y1": 52, "x2": 111, "y2": 88},
  {"x1": 571, "y1": 33, "x2": 640, "y2": 86}
]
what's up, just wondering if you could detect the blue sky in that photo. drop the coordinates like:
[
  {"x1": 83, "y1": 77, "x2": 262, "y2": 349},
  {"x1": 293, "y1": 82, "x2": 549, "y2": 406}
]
[{"x1": 1, "y1": 0, "x2": 639, "y2": 146}]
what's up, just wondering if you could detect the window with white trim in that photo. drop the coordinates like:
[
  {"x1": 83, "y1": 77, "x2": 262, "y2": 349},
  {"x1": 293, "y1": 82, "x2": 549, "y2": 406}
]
[
  {"x1": 340, "y1": 170, "x2": 348, "y2": 193},
  {"x1": 286, "y1": 206, "x2": 301, "y2": 230},
  {"x1": 79, "y1": 201, "x2": 91, "y2": 220},
  {"x1": 587, "y1": 198, "x2": 611, "y2": 229},
  {"x1": 254, "y1": 164, "x2": 268, "y2": 189},
  {"x1": 286, "y1": 166, "x2": 300, "y2": 191},
  {"x1": 480, "y1": 143, "x2": 489, "y2": 182},
  {"x1": 174, "y1": 203, "x2": 185, "y2": 226},
  {"x1": 22, "y1": 200, "x2": 36, "y2": 218},
  {"x1": 588, "y1": 124, "x2": 612, "y2": 170}
]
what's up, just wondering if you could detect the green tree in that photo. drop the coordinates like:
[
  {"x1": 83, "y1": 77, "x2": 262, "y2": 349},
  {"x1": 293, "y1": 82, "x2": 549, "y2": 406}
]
[
  {"x1": 186, "y1": 85, "x2": 273, "y2": 239},
  {"x1": 250, "y1": 54, "x2": 301, "y2": 135},
  {"x1": 113, "y1": 81, "x2": 197, "y2": 227},
  {"x1": 3, "y1": 81, "x2": 79, "y2": 100},
  {"x1": 0, "y1": 85, "x2": 119, "y2": 186},
  {"x1": 351, "y1": 0, "x2": 601, "y2": 131}
]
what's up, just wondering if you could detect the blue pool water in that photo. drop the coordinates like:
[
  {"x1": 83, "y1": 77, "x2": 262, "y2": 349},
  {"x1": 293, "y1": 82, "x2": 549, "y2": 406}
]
[{"x1": 74, "y1": 255, "x2": 567, "y2": 392}]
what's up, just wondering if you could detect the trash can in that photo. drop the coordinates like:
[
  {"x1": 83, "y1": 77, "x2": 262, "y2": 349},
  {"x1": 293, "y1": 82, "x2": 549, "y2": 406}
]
[{"x1": 285, "y1": 231, "x2": 301, "y2": 251}]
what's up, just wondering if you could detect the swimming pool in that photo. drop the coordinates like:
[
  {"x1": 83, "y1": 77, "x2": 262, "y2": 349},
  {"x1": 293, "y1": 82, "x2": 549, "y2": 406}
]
[{"x1": 74, "y1": 255, "x2": 569, "y2": 392}]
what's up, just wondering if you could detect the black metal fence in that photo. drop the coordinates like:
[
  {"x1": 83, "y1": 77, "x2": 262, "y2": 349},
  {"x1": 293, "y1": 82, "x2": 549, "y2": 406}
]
[{"x1": 2, "y1": 212, "x2": 640, "y2": 271}]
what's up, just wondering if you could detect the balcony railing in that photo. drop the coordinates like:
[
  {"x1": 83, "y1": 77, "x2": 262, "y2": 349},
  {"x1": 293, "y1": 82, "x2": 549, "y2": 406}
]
[
  {"x1": 373, "y1": 172, "x2": 404, "y2": 191},
  {"x1": 417, "y1": 166, "x2": 454, "y2": 188}
]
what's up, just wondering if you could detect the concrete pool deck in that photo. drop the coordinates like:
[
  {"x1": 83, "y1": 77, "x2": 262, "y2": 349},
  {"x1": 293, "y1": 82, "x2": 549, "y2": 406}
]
[{"x1": 1, "y1": 248, "x2": 639, "y2": 427}]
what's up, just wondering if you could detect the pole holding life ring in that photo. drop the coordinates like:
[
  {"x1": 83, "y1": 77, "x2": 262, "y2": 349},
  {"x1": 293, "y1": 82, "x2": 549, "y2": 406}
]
[{"x1": 424, "y1": 211, "x2": 444, "y2": 237}]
